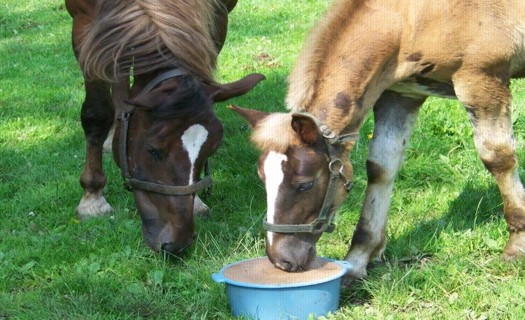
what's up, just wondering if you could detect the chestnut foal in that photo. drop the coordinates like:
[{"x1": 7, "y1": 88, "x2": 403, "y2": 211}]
[{"x1": 232, "y1": 0, "x2": 525, "y2": 277}]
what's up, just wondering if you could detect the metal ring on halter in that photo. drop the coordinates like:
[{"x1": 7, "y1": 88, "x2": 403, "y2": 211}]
[{"x1": 329, "y1": 158, "x2": 344, "y2": 174}]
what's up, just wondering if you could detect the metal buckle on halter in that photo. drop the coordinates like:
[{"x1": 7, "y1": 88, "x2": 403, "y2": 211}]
[
  {"x1": 320, "y1": 124, "x2": 337, "y2": 144},
  {"x1": 344, "y1": 180, "x2": 354, "y2": 192},
  {"x1": 119, "y1": 109, "x2": 133, "y2": 121},
  {"x1": 329, "y1": 158, "x2": 354, "y2": 192}
]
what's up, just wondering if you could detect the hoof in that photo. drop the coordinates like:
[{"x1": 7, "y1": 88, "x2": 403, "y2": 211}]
[
  {"x1": 343, "y1": 252, "x2": 370, "y2": 281},
  {"x1": 76, "y1": 194, "x2": 113, "y2": 220},
  {"x1": 341, "y1": 271, "x2": 366, "y2": 287},
  {"x1": 344, "y1": 264, "x2": 368, "y2": 281},
  {"x1": 193, "y1": 196, "x2": 210, "y2": 218},
  {"x1": 502, "y1": 230, "x2": 525, "y2": 261}
]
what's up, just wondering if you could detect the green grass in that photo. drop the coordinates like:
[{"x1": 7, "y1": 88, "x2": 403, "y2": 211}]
[{"x1": 2, "y1": 0, "x2": 525, "y2": 319}]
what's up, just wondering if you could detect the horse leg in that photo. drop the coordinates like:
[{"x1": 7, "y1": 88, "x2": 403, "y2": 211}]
[
  {"x1": 345, "y1": 91, "x2": 423, "y2": 278},
  {"x1": 454, "y1": 70, "x2": 525, "y2": 260},
  {"x1": 76, "y1": 80, "x2": 115, "y2": 219},
  {"x1": 103, "y1": 77, "x2": 130, "y2": 152}
]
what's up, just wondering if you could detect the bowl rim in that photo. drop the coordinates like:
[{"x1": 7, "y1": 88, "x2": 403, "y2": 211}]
[{"x1": 212, "y1": 256, "x2": 351, "y2": 289}]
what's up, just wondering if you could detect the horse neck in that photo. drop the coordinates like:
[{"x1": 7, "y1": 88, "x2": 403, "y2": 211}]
[{"x1": 286, "y1": 0, "x2": 403, "y2": 137}]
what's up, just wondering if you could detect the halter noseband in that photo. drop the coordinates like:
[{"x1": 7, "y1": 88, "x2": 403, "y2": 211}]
[
  {"x1": 117, "y1": 69, "x2": 212, "y2": 196},
  {"x1": 262, "y1": 118, "x2": 359, "y2": 234}
]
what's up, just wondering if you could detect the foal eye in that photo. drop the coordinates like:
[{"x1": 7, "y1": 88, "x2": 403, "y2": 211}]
[
  {"x1": 148, "y1": 148, "x2": 164, "y2": 160},
  {"x1": 298, "y1": 181, "x2": 314, "y2": 192}
]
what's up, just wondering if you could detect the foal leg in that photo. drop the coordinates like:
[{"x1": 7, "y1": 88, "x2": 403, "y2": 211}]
[
  {"x1": 454, "y1": 70, "x2": 525, "y2": 260},
  {"x1": 76, "y1": 80, "x2": 115, "y2": 219},
  {"x1": 345, "y1": 92, "x2": 423, "y2": 278}
]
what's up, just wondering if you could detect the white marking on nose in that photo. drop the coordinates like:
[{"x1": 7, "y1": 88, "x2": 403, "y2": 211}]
[
  {"x1": 263, "y1": 151, "x2": 288, "y2": 246},
  {"x1": 181, "y1": 124, "x2": 208, "y2": 184}
]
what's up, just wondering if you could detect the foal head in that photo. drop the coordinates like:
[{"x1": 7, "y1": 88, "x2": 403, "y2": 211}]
[
  {"x1": 114, "y1": 73, "x2": 264, "y2": 255},
  {"x1": 231, "y1": 105, "x2": 355, "y2": 271}
]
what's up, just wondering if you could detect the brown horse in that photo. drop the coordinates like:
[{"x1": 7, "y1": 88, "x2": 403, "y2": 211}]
[
  {"x1": 232, "y1": 0, "x2": 525, "y2": 276},
  {"x1": 66, "y1": 0, "x2": 264, "y2": 254}
]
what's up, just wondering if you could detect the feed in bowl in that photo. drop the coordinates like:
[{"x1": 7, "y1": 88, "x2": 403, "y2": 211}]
[{"x1": 223, "y1": 257, "x2": 342, "y2": 285}]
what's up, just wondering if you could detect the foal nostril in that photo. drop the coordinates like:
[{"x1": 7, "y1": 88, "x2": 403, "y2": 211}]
[{"x1": 274, "y1": 260, "x2": 295, "y2": 272}]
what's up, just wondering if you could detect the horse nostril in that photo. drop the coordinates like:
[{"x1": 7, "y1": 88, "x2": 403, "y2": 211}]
[
  {"x1": 161, "y1": 242, "x2": 178, "y2": 254},
  {"x1": 275, "y1": 260, "x2": 294, "y2": 272},
  {"x1": 161, "y1": 242, "x2": 188, "y2": 255},
  {"x1": 161, "y1": 239, "x2": 195, "y2": 255}
]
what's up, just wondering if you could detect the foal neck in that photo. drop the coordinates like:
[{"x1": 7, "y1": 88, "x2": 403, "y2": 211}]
[{"x1": 286, "y1": 0, "x2": 402, "y2": 138}]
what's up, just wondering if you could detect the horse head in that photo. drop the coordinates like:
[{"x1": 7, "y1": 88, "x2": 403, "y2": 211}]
[
  {"x1": 230, "y1": 105, "x2": 357, "y2": 271},
  {"x1": 113, "y1": 73, "x2": 264, "y2": 254}
]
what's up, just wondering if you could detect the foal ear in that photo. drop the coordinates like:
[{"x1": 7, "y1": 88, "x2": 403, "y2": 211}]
[
  {"x1": 228, "y1": 105, "x2": 269, "y2": 127},
  {"x1": 291, "y1": 114, "x2": 319, "y2": 145},
  {"x1": 206, "y1": 73, "x2": 265, "y2": 102}
]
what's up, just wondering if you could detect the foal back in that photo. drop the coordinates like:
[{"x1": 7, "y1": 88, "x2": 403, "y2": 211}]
[{"x1": 394, "y1": 0, "x2": 525, "y2": 81}]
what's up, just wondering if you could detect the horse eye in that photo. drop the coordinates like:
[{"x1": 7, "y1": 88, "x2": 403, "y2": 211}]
[
  {"x1": 298, "y1": 181, "x2": 314, "y2": 192},
  {"x1": 148, "y1": 148, "x2": 164, "y2": 160}
]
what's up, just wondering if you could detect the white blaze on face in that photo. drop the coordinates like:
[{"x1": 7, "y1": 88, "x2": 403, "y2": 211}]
[
  {"x1": 181, "y1": 124, "x2": 208, "y2": 184},
  {"x1": 263, "y1": 151, "x2": 288, "y2": 246}
]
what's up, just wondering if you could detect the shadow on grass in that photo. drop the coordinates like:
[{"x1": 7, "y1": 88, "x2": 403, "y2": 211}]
[
  {"x1": 338, "y1": 179, "x2": 510, "y2": 307},
  {"x1": 389, "y1": 180, "x2": 505, "y2": 253}
]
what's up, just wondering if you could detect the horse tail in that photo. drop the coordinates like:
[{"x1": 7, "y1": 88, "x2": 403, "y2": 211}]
[{"x1": 77, "y1": 0, "x2": 220, "y2": 84}]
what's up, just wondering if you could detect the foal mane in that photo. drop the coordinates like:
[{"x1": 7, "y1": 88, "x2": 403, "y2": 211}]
[
  {"x1": 78, "y1": 0, "x2": 221, "y2": 84},
  {"x1": 251, "y1": 113, "x2": 302, "y2": 153},
  {"x1": 285, "y1": 0, "x2": 365, "y2": 111}
]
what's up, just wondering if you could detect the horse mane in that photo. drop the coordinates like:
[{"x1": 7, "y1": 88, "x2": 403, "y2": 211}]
[
  {"x1": 285, "y1": 0, "x2": 365, "y2": 111},
  {"x1": 77, "y1": 0, "x2": 221, "y2": 84},
  {"x1": 251, "y1": 113, "x2": 303, "y2": 153}
]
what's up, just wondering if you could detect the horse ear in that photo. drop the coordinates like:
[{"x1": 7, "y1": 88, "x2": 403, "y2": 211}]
[
  {"x1": 291, "y1": 114, "x2": 318, "y2": 145},
  {"x1": 228, "y1": 105, "x2": 269, "y2": 127},
  {"x1": 207, "y1": 73, "x2": 265, "y2": 102}
]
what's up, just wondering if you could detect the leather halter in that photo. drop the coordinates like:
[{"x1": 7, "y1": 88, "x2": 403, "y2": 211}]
[
  {"x1": 262, "y1": 117, "x2": 359, "y2": 234},
  {"x1": 117, "y1": 69, "x2": 212, "y2": 196}
]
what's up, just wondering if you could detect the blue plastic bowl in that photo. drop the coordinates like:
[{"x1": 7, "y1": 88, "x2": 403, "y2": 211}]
[{"x1": 212, "y1": 257, "x2": 352, "y2": 320}]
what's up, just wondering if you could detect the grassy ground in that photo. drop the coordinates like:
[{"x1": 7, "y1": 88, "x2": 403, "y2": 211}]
[{"x1": 1, "y1": 0, "x2": 525, "y2": 319}]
